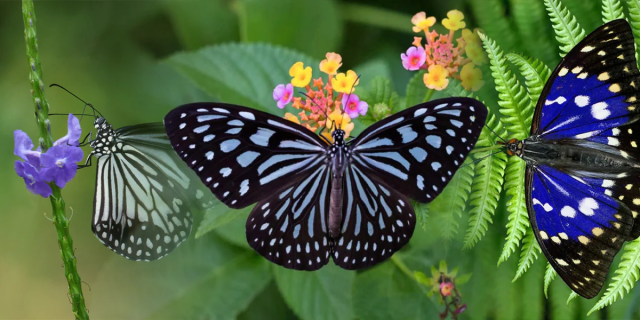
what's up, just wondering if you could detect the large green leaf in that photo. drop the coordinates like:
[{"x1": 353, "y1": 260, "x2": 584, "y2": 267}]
[
  {"x1": 236, "y1": 0, "x2": 342, "y2": 58},
  {"x1": 274, "y1": 264, "x2": 354, "y2": 320},
  {"x1": 352, "y1": 263, "x2": 438, "y2": 320},
  {"x1": 404, "y1": 70, "x2": 428, "y2": 108},
  {"x1": 165, "y1": 43, "x2": 318, "y2": 113},
  {"x1": 196, "y1": 205, "x2": 252, "y2": 239}
]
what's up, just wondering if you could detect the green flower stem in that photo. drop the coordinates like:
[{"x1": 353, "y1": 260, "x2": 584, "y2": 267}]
[
  {"x1": 21, "y1": 1, "x2": 89, "y2": 319},
  {"x1": 341, "y1": 3, "x2": 413, "y2": 34},
  {"x1": 422, "y1": 89, "x2": 435, "y2": 103}
]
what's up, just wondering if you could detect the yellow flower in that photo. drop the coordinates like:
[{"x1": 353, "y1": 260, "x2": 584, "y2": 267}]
[
  {"x1": 322, "y1": 107, "x2": 355, "y2": 141},
  {"x1": 332, "y1": 70, "x2": 359, "y2": 93},
  {"x1": 462, "y1": 29, "x2": 481, "y2": 46},
  {"x1": 289, "y1": 62, "x2": 312, "y2": 87},
  {"x1": 283, "y1": 112, "x2": 301, "y2": 124},
  {"x1": 411, "y1": 12, "x2": 436, "y2": 33},
  {"x1": 442, "y1": 10, "x2": 465, "y2": 31},
  {"x1": 423, "y1": 64, "x2": 450, "y2": 91},
  {"x1": 320, "y1": 52, "x2": 342, "y2": 75},
  {"x1": 460, "y1": 63, "x2": 485, "y2": 92},
  {"x1": 465, "y1": 43, "x2": 487, "y2": 65}
]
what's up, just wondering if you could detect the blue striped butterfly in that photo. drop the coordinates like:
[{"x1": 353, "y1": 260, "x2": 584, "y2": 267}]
[
  {"x1": 164, "y1": 97, "x2": 487, "y2": 270},
  {"x1": 503, "y1": 20, "x2": 640, "y2": 298}
]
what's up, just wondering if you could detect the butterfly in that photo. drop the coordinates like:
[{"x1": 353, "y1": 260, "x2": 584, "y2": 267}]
[
  {"x1": 163, "y1": 97, "x2": 487, "y2": 270},
  {"x1": 502, "y1": 19, "x2": 640, "y2": 298},
  {"x1": 84, "y1": 113, "x2": 215, "y2": 261}
]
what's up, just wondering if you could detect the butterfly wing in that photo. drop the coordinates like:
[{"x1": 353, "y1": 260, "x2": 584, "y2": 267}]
[
  {"x1": 164, "y1": 103, "x2": 329, "y2": 209},
  {"x1": 526, "y1": 165, "x2": 633, "y2": 298},
  {"x1": 93, "y1": 123, "x2": 214, "y2": 260},
  {"x1": 348, "y1": 97, "x2": 487, "y2": 203}
]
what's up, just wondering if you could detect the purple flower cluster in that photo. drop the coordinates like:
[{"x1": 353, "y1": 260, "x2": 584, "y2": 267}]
[{"x1": 14, "y1": 114, "x2": 84, "y2": 197}]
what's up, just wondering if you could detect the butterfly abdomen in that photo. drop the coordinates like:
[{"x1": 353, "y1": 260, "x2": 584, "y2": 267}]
[
  {"x1": 523, "y1": 140, "x2": 640, "y2": 170},
  {"x1": 329, "y1": 144, "x2": 346, "y2": 238}
]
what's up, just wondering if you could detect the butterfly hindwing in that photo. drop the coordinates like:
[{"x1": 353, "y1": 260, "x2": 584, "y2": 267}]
[
  {"x1": 164, "y1": 103, "x2": 328, "y2": 209},
  {"x1": 349, "y1": 97, "x2": 487, "y2": 203}
]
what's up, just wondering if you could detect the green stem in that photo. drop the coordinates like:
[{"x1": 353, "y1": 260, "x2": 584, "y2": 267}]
[
  {"x1": 422, "y1": 89, "x2": 435, "y2": 103},
  {"x1": 21, "y1": 1, "x2": 89, "y2": 319},
  {"x1": 340, "y1": 3, "x2": 413, "y2": 34},
  {"x1": 469, "y1": 144, "x2": 504, "y2": 154},
  {"x1": 391, "y1": 255, "x2": 440, "y2": 308}
]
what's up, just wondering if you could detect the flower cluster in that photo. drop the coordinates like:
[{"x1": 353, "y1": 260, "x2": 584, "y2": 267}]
[
  {"x1": 414, "y1": 261, "x2": 470, "y2": 320},
  {"x1": 272, "y1": 52, "x2": 368, "y2": 141},
  {"x1": 14, "y1": 114, "x2": 84, "y2": 197},
  {"x1": 401, "y1": 10, "x2": 486, "y2": 92}
]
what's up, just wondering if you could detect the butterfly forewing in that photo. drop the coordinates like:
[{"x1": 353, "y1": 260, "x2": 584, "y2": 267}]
[
  {"x1": 164, "y1": 103, "x2": 328, "y2": 209},
  {"x1": 349, "y1": 97, "x2": 487, "y2": 203}
]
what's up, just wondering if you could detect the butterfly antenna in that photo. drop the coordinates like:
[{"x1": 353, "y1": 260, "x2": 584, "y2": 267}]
[
  {"x1": 484, "y1": 123, "x2": 507, "y2": 143},
  {"x1": 460, "y1": 149, "x2": 507, "y2": 169},
  {"x1": 49, "y1": 84, "x2": 104, "y2": 119}
]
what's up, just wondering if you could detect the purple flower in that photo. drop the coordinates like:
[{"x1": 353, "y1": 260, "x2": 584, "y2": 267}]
[
  {"x1": 401, "y1": 46, "x2": 427, "y2": 71},
  {"x1": 455, "y1": 304, "x2": 467, "y2": 314},
  {"x1": 14, "y1": 130, "x2": 41, "y2": 166},
  {"x1": 40, "y1": 145, "x2": 84, "y2": 188},
  {"x1": 15, "y1": 161, "x2": 52, "y2": 198},
  {"x1": 342, "y1": 93, "x2": 368, "y2": 119},
  {"x1": 54, "y1": 113, "x2": 82, "y2": 147},
  {"x1": 273, "y1": 83, "x2": 294, "y2": 109}
]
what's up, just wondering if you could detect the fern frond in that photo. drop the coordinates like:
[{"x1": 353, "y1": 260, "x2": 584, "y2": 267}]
[
  {"x1": 480, "y1": 33, "x2": 533, "y2": 140},
  {"x1": 443, "y1": 79, "x2": 474, "y2": 98},
  {"x1": 512, "y1": 227, "x2": 541, "y2": 282},
  {"x1": 628, "y1": 0, "x2": 640, "y2": 61},
  {"x1": 566, "y1": 291, "x2": 579, "y2": 305},
  {"x1": 544, "y1": 263, "x2": 557, "y2": 298},
  {"x1": 602, "y1": 0, "x2": 626, "y2": 23},
  {"x1": 469, "y1": 0, "x2": 518, "y2": 50},
  {"x1": 588, "y1": 238, "x2": 640, "y2": 314},
  {"x1": 463, "y1": 112, "x2": 508, "y2": 249},
  {"x1": 428, "y1": 161, "x2": 475, "y2": 243},
  {"x1": 544, "y1": 0, "x2": 586, "y2": 56},
  {"x1": 413, "y1": 201, "x2": 429, "y2": 231},
  {"x1": 509, "y1": 0, "x2": 557, "y2": 62},
  {"x1": 506, "y1": 53, "x2": 552, "y2": 109},
  {"x1": 499, "y1": 157, "x2": 530, "y2": 265}
]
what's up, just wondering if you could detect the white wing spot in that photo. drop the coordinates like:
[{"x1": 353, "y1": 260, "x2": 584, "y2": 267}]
[
  {"x1": 561, "y1": 206, "x2": 576, "y2": 218},
  {"x1": 239, "y1": 111, "x2": 255, "y2": 120},
  {"x1": 575, "y1": 95, "x2": 590, "y2": 107},
  {"x1": 591, "y1": 102, "x2": 610, "y2": 120},
  {"x1": 426, "y1": 135, "x2": 441, "y2": 148},
  {"x1": 579, "y1": 198, "x2": 598, "y2": 216}
]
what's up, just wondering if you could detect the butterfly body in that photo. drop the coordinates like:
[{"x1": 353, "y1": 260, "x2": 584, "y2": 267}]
[{"x1": 89, "y1": 117, "x2": 117, "y2": 157}]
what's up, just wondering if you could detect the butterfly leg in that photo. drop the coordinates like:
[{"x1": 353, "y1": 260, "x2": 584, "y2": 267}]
[
  {"x1": 78, "y1": 152, "x2": 94, "y2": 169},
  {"x1": 79, "y1": 131, "x2": 93, "y2": 147}
]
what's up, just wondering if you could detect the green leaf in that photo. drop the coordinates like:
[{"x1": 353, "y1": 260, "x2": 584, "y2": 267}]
[
  {"x1": 439, "y1": 260, "x2": 448, "y2": 273},
  {"x1": 566, "y1": 291, "x2": 579, "y2": 305},
  {"x1": 352, "y1": 263, "x2": 438, "y2": 320},
  {"x1": 238, "y1": 281, "x2": 296, "y2": 320},
  {"x1": 165, "y1": 43, "x2": 318, "y2": 113},
  {"x1": 236, "y1": 0, "x2": 342, "y2": 57},
  {"x1": 513, "y1": 227, "x2": 542, "y2": 282},
  {"x1": 464, "y1": 112, "x2": 508, "y2": 249},
  {"x1": 544, "y1": 263, "x2": 557, "y2": 298},
  {"x1": 412, "y1": 200, "x2": 429, "y2": 230},
  {"x1": 163, "y1": 0, "x2": 239, "y2": 50},
  {"x1": 628, "y1": 0, "x2": 640, "y2": 62},
  {"x1": 216, "y1": 210, "x2": 251, "y2": 249},
  {"x1": 354, "y1": 59, "x2": 392, "y2": 87},
  {"x1": 589, "y1": 238, "x2": 640, "y2": 314},
  {"x1": 499, "y1": 157, "x2": 530, "y2": 265},
  {"x1": 469, "y1": 0, "x2": 519, "y2": 51},
  {"x1": 442, "y1": 79, "x2": 474, "y2": 98},
  {"x1": 405, "y1": 70, "x2": 428, "y2": 108},
  {"x1": 427, "y1": 160, "x2": 474, "y2": 244},
  {"x1": 509, "y1": 0, "x2": 557, "y2": 63},
  {"x1": 602, "y1": 0, "x2": 626, "y2": 23},
  {"x1": 414, "y1": 271, "x2": 430, "y2": 286},
  {"x1": 274, "y1": 264, "x2": 354, "y2": 320},
  {"x1": 480, "y1": 32, "x2": 533, "y2": 140},
  {"x1": 196, "y1": 205, "x2": 252, "y2": 238},
  {"x1": 456, "y1": 273, "x2": 472, "y2": 285},
  {"x1": 506, "y1": 53, "x2": 552, "y2": 107},
  {"x1": 544, "y1": 0, "x2": 586, "y2": 56}
]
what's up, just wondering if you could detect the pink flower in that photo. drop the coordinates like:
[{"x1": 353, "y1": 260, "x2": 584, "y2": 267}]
[
  {"x1": 342, "y1": 93, "x2": 368, "y2": 119},
  {"x1": 401, "y1": 46, "x2": 426, "y2": 71},
  {"x1": 273, "y1": 83, "x2": 294, "y2": 109}
]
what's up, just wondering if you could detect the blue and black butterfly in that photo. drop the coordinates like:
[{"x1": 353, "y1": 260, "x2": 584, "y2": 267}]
[
  {"x1": 164, "y1": 97, "x2": 487, "y2": 270},
  {"x1": 503, "y1": 19, "x2": 640, "y2": 298}
]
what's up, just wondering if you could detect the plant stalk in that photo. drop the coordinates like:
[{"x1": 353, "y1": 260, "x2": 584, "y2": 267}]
[
  {"x1": 423, "y1": 88, "x2": 435, "y2": 103},
  {"x1": 21, "y1": 1, "x2": 89, "y2": 318}
]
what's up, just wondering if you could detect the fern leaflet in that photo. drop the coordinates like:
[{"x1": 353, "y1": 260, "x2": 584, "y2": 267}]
[
  {"x1": 512, "y1": 227, "x2": 541, "y2": 282},
  {"x1": 506, "y1": 53, "x2": 552, "y2": 109},
  {"x1": 499, "y1": 157, "x2": 530, "y2": 265},
  {"x1": 544, "y1": 0, "x2": 586, "y2": 56},
  {"x1": 628, "y1": 0, "x2": 640, "y2": 64},
  {"x1": 566, "y1": 291, "x2": 579, "y2": 305},
  {"x1": 544, "y1": 263, "x2": 557, "y2": 298},
  {"x1": 601, "y1": 0, "x2": 626, "y2": 23}
]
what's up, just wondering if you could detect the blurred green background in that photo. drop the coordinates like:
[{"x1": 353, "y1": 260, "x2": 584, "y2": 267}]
[{"x1": 2, "y1": 0, "x2": 640, "y2": 319}]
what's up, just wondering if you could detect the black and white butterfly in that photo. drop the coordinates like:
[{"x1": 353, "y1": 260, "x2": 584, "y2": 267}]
[
  {"x1": 503, "y1": 20, "x2": 640, "y2": 298},
  {"x1": 164, "y1": 97, "x2": 487, "y2": 270},
  {"x1": 85, "y1": 116, "x2": 215, "y2": 261}
]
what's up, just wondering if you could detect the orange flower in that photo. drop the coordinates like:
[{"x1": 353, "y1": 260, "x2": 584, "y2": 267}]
[
  {"x1": 411, "y1": 12, "x2": 436, "y2": 33},
  {"x1": 319, "y1": 52, "x2": 342, "y2": 75},
  {"x1": 423, "y1": 64, "x2": 450, "y2": 90}
]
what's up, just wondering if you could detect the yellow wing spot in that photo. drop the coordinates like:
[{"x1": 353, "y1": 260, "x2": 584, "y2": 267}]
[
  {"x1": 629, "y1": 129, "x2": 634, "y2": 134},
  {"x1": 558, "y1": 68, "x2": 569, "y2": 76},
  {"x1": 559, "y1": 232, "x2": 569, "y2": 240},
  {"x1": 578, "y1": 251, "x2": 583, "y2": 256},
  {"x1": 605, "y1": 190, "x2": 613, "y2": 196},
  {"x1": 619, "y1": 195, "x2": 625, "y2": 200},
  {"x1": 577, "y1": 72, "x2": 589, "y2": 79},
  {"x1": 581, "y1": 45, "x2": 596, "y2": 52},
  {"x1": 633, "y1": 211, "x2": 639, "y2": 218},
  {"x1": 539, "y1": 231, "x2": 549, "y2": 240},
  {"x1": 621, "y1": 150, "x2": 630, "y2": 158},
  {"x1": 610, "y1": 84, "x2": 621, "y2": 93},
  {"x1": 551, "y1": 236, "x2": 561, "y2": 244},
  {"x1": 634, "y1": 198, "x2": 640, "y2": 205},
  {"x1": 632, "y1": 81, "x2": 637, "y2": 88},
  {"x1": 612, "y1": 237, "x2": 618, "y2": 243},
  {"x1": 613, "y1": 222, "x2": 621, "y2": 229},
  {"x1": 598, "y1": 50, "x2": 606, "y2": 56},
  {"x1": 598, "y1": 72, "x2": 610, "y2": 81},
  {"x1": 624, "y1": 66, "x2": 630, "y2": 73},
  {"x1": 578, "y1": 281, "x2": 584, "y2": 286},
  {"x1": 593, "y1": 260, "x2": 600, "y2": 265},
  {"x1": 578, "y1": 235, "x2": 590, "y2": 245},
  {"x1": 618, "y1": 54, "x2": 625, "y2": 60},
  {"x1": 632, "y1": 141, "x2": 638, "y2": 148},
  {"x1": 602, "y1": 60, "x2": 607, "y2": 66},
  {"x1": 626, "y1": 184, "x2": 633, "y2": 190},
  {"x1": 572, "y1": 66, "x2": 583, "y2": 74},
  {"x1": 585, "y1": 277, "x2": 591, "y2": 282},
  {"x1": 615, "y1": 214, "x2": 623, "y2": 219},
  {"x1": 556, "y1": 259, "x2": 569, "y2": 266},
  {"x1": 572, "y1": 259, "x2": 581, "y2": 265},
  {"x1": 628, "y1": 96, "x2": 637, "y2": 103},
  {"x1": 617, "y1": 44, "x2": 623, "y2": 49},
  {"x1": 590, "y1": 269, "x2": 596, "y2": 275},
  {"x1": 592, "y1": 227, "x2": 604, "y2": 236},
  {"x1": 601, "y1": 249, "x2": 608, "y2": 255},
  {"x1": 629, "y1": 106, "x2": 637, "y2": 111}
]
